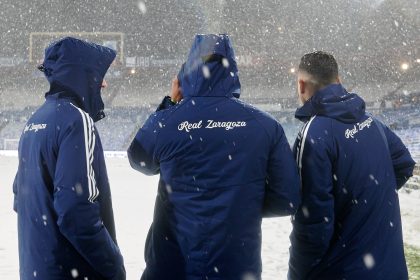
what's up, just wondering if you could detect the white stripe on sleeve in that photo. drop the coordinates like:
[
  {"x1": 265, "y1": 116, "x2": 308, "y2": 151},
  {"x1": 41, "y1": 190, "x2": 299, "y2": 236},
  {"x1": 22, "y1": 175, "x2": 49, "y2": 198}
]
[
  {"x1": 297, "y1": 116, "x2": 316, "y2": 178},
  {"x1": 71, "y1": 104, "x2": 100, "y2": 203}
]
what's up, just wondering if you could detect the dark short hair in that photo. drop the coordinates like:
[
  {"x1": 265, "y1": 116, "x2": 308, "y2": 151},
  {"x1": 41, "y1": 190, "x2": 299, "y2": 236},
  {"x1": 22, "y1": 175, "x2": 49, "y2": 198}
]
[{"x1": 298, "y1": 51, "x2": 338, "y2": 87}]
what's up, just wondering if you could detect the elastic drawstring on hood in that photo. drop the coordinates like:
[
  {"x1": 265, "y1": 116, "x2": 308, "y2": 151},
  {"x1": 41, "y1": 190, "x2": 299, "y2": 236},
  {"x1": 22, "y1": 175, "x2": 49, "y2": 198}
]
[
  {"x1": 41, "y1": 37, "x2": 116, "y2": 122},
  {"x1": 295, "y1": 84, "x2": 366, "y2": 123},
  {"x1": 178, "y1": 34, "x2": 241, "y2": 98}
]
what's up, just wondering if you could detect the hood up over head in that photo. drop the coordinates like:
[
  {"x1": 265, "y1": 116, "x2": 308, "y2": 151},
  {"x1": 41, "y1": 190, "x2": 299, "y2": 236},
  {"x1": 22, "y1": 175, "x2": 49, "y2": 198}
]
[
  {"x1": 178, "y1": 34, "x2": 241, "y2": 99},
  {"x1": 41, "y1": 37, "x2": 116, "y2": 122}
]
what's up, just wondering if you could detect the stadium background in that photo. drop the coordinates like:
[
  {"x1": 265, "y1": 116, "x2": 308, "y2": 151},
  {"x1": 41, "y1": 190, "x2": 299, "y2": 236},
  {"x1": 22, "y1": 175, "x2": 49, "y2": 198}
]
[
  {"x1": 0, "y1": 0, "x2": 419, "y2": 157},
  {"x1": 0, "y1": 1, "x2": 419, "y2": 278}
]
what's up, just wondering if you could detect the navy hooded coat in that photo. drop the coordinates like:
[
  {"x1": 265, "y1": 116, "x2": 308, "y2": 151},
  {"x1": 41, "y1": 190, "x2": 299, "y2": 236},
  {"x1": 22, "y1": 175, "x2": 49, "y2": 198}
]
[
  {"x1": 288, "y1": 84, "x2": 415, "y2": 279},
  {"x1": 127, "y1": 34, "x2": 301, "y2": 280},
  {"x1": 13, "y1": 37, "x2": 125, "y2": 280}
]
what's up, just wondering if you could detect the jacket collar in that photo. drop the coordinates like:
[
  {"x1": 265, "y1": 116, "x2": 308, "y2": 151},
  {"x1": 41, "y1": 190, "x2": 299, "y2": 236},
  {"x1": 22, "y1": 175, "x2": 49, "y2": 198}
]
[{"x1": 295, "y1": 83, "x2": 366, "y2": 123}]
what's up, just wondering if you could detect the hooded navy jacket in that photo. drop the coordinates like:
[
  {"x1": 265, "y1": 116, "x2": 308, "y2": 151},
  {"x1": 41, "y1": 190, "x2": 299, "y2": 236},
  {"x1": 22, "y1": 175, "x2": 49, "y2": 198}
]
[
  {"x1": 13, "y1": 37, "x2": 125, "y2": 280},
  {"x1": 288, "y1": 84, "x2": 415, "y2": 279},
  {"x1": 127, "y1": 34, "x2": 301, "y2": 280}
]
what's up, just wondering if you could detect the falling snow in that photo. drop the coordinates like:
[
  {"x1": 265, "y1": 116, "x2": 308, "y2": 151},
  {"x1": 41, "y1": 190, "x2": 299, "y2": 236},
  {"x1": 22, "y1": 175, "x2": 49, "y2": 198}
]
[
  {"x1": 0, "y1": 0, "x2": 419, "y2": 279},
  {"x1": 222, "y1": 58, "x2": 230, "y2": 68},
  {"x1": 363, "y1": 253, "x2": 376, "y2": 269},
  {"x1": 166, "y1": 184, "x2": 173, "y2": 194},
  {"x1": 137, "y1": 1, "x2": 147, "y2": 14},
  {"x1": 75, "y1": 183, "x2": 83, "y2": 196},
  {"x1": 71, "y1": 268, "x2": 79, "y2": 278},
  {"x1": 301, "y1": 206, "x2": 310, "y2": 218},
  {"x1": 202, "y1": 65, "x2": 211, "y2": 79}
]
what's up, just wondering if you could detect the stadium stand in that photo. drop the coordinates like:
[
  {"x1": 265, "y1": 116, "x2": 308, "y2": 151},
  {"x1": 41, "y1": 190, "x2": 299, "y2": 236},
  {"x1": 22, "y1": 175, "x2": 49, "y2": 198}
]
[
  {"x1": 2, "y1": 94, "x2": 418, "y2": 152},
  {"x1": 0, "y1": 0, "x2": 418, "y2": 154}
]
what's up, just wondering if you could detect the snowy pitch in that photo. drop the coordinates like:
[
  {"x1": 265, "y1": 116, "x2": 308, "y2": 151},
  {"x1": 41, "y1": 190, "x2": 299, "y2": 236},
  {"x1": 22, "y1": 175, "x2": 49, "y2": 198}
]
[{"x1": 1, "y1": 155, "x2": 419, "y2": 279}]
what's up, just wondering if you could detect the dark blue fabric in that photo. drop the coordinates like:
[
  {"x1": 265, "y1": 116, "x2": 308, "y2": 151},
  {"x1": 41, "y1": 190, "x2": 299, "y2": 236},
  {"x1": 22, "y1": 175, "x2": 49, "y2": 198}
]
[
  {"x1": 13, "y1": 37, "x2": 125, "y2": 280},
  {"x1": 289, "y1": 84, "x2": 415, "y2": 279},
  {"x1": 177, "y1": 34, "x2": 241, "y2": 99},
  {"x1": 128, "y1": 34, "x2": 301, "y2": 280},
  {"x1": 294, "y1": 84, "x2": 366, "y2": 123},
  {"x1": 42, "y1": 37, "x2": 116, "y2": 122}
]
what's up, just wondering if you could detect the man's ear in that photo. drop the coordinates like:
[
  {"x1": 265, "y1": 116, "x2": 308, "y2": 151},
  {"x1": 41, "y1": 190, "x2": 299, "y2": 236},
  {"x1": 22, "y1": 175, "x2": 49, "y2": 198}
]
[
  {"x1": 298, "y1": 79, "x2": 306, "y2": 95},
  {"x1": 336, "y1": 76, "x2": 341, "y2": 84}
]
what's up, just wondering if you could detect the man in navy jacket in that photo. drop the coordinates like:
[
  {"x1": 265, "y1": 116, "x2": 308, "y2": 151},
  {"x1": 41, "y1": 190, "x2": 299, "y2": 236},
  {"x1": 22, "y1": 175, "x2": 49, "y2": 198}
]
[
  {"x1": 128, "y1": 34, "x2": 301, "y2": 280},
  {"x1": 13, "y1": 37, "x2": 125, "y2": 280},
  {"x1": 288, "y1": 51, "x2": 416, "y2": 279}
]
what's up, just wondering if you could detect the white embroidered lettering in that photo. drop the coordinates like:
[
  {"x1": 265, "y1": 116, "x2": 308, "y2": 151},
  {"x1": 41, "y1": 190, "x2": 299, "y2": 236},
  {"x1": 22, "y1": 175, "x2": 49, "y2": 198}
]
[
  {"x1": 178, "y1": 120, "x2": 247, "y2": 132},
  {"x1": 344, "y1": 117, "x2": 373, "y2": 139},
  {"x1": 24, "y1": 123, "x2": 47, "y2": 133},
  {"x1": 177, "y1": 120, "x2": 202, "y2": 132},
  {"x1": 206, "y1": 120, "x2": 247, "y2": 130}
]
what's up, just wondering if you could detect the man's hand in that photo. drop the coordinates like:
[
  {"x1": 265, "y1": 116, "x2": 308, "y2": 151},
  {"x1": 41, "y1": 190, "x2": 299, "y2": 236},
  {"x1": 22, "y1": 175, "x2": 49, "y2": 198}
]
[{"x1": 170, "y1": 77, "x2": 183, "y2": 103}]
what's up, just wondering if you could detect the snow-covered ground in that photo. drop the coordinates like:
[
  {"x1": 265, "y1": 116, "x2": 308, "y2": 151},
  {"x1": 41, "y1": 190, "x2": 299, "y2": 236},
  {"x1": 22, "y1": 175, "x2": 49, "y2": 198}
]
[{"x1": 1, "y1": 154, "x2": 419, "y2": 279}]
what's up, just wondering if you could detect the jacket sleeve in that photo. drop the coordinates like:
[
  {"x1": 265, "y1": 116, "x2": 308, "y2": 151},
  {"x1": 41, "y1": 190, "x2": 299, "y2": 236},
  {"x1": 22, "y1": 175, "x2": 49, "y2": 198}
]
[
  {"x1": 288, "y1": 125, "x2": 335, "y2": 280},
  {"x1": 127, "y1": 112, "x2": 161, "y2": 175},
  {"x1": 156, "y1": 96, "x2": 176, "y2": 111},
  {"x1": 383, "y1": 125, "x2": 416, "y2": 188},
  {"x1": 263, "y1": 124, "x2": 301, "y2": 217},
  {"x1": 54, "y1": 113, "x2": 125, "y2": 280}
]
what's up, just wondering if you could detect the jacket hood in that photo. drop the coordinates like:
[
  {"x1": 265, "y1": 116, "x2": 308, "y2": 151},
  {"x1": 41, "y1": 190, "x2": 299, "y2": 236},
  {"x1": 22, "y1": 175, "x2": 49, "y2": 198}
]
[
  {"x1": 295, "y1": 84, "x2": 366, "y2": 123},
  {"x1": 41, "y1": 37, "x2": 116, "y2": 122},
  {"x1": 178, "y1": 34, "x2": 241, "y2": 98}
]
